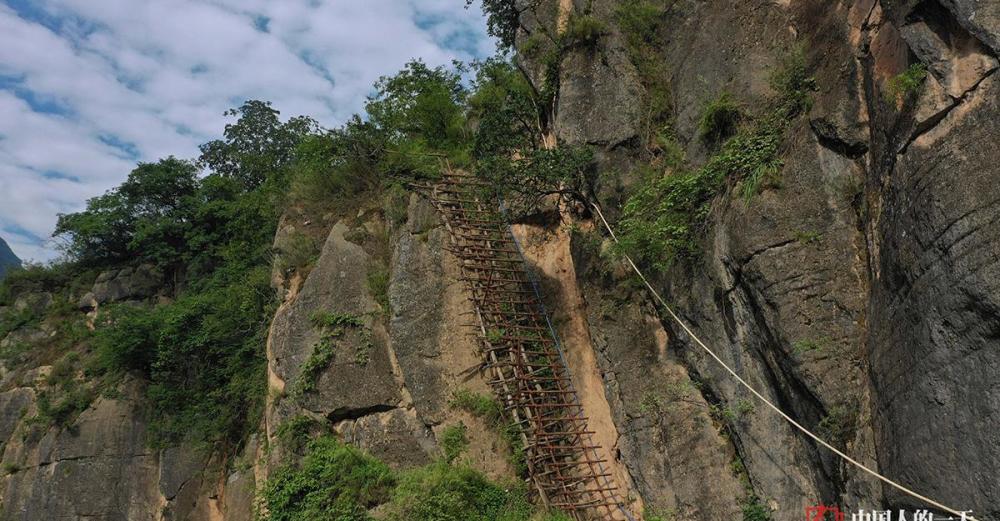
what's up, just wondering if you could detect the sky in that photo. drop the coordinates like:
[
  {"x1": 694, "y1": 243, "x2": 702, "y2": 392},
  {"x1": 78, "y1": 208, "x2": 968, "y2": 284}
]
[{"x1": 0, "y1": 0, "x2": 495, "y2": 262}]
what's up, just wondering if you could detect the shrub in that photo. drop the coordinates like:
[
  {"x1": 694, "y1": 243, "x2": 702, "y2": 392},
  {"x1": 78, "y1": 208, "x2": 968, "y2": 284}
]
[
  {"x1": 565, "y1": 14, "x2": 607, "y2": 48},
  {"x1": 792, "y1": 338, "x2": 828, "y2": 354},
  {"x1": 274, "y1": 415, "x2": 320, "y2": 453},
  {"x1": 817, "y1": 405, "x2": 856, "y2": 447},
  {"x1": 616, "y1": 1, "x2": 662, "y2": 45},
  {"x1": 32, "y1": 386, "x2": 94, "y2": 429},
  {"x1": 885, "y1": 63, "x2": 928, "y2": 103},
  {"x1": 259, "y1": 436, "x2": 395, "y2": 521},
  {"x1": 450, "y1": 389, "x2": 502, "y2": 425},
  {"x1": 615, "y1": 0, "x2": 671, "y2": 144},
  {"x1": 616, "y1": 47, "x2": 815, "y2": 269},
  {"x1": 366, "y1": 268, "x2": 391, "y2": 313},
  {"x1": 742, "y1": 496, "x2": 772, "y2": 521},
  {"x1": 440, "y1": 422, "x2": 470, "y2": 463},
  {"x1": 699, "y1": 92, "x2": 742, "y2": 144},
  {"x1": 794, "y1": 230, "x2": 822, "y2": 244},
  {"x1": 275, "y1": 232, "x2": 320, "y2": 275},
  {"x1": 383, "y1": 183, "x2": 410, "y2": 226},
  {"x1": 385, "y1": 461, "x2": 534, "y2": 521}
]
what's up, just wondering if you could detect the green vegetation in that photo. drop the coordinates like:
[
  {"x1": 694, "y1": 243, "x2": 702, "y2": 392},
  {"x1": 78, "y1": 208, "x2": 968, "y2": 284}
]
[
  {"x1": 366, "y1": 268, "x2": 391, "y2": 313},
  {"x1": 450, "y1": 389, "x2": 503, "y2": 424},
  {"x1": 699, "y1": 92, "x2": 742, "y2": 145},
  {"x1": 259, "y1": 436, "x2": 395, "y2": 521},
  {"x1": 292, "y1": 312, "x2": 368, "y2": 397},
  {"x1": 384, "y1": 461, "x2": 535, "y2": 521},
  {"x1": 885, "y1": 63, "x2": 928, "y2": 103},
  {"x1": 615, "y1": 48, "x2": 816, "y2": 269},
  {"x1": 615, "y1": 0, "x2": 671, "y2": 146},
  {"x1": 274, "y1": 415, "x2": 320, "y2": 454},
  {"x1": 275, "y1": 231, "x2": 320, "y2": 276},
  {"x1": 440, "y1": 422, "x2": 470, "y2": 463},
  {"x1": 448, "y1": 388, "x2": 526, "y2": 476},
  {"x1": 794, "y1": 230, "x2": 822, "y2": 244},
  {"x1": 711, "y1": 399, "x2": 755, "y2": 424},
  {"x1": 817, "y1": 405, "x2": 857, "y2": 448},
  {"x1": 792, "y1": 337, "x2": 829, "y2": 354},
  {"x1": 467, "y1": 0, "x2": 522, "y2": 50},
  {"x1": 639, "y1": 391, "x2": 665, "y2": 414},
  {"x1": 645, "y1": 508, "x2": 678, "y2": 521},
  {"x1": 470, "y1": 58, "x2": 595, "y2": 211},
  {"x1": 90, "y1": 265, "x2": 273, "y2": 446},
  {"x1": 259, "y1": 433, "x2": 567, "y2": 521},
  {"x1": 565, "y1": 14, "x2": 607, "y2": 48},
  {"x1": 742, "y1": 495, "x2": 773, "y2": 521}
]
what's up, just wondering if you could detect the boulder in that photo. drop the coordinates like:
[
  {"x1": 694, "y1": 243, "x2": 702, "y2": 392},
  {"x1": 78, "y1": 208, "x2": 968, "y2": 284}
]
[{"x1": 86, "y1": 264, "x2": 163, "y2": 307}]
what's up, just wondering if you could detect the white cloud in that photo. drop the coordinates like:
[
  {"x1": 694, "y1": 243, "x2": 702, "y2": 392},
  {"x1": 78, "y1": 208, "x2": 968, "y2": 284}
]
[{"x1": 0, "y1": 0, "x2": 494, "y2": 262}]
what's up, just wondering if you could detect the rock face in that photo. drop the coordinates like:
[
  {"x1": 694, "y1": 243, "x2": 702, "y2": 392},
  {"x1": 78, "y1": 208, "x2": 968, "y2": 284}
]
[
  {"x1": 0, "y1": 383, "x2": 236, "y2": 521},
  {"x1": 2, "y1": 1, "x2": 1000, "y2": 520},
  {"x1": 518, "y1": 0, "x2": 1000, "y2": 519},
  {"x1": 78, "y1": 264, "x2": 164, "y2": 309}
]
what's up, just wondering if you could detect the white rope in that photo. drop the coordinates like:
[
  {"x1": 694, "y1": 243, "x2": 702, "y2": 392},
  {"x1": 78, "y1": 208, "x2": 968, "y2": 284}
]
[{"x1": 589, "y1": 202, "x2": 978, "y2": 521}]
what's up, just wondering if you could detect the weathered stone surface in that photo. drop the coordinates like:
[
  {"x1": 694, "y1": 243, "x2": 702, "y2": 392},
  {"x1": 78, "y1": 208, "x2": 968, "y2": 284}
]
[
  {"x1": 1, "y1": 391, "x2": 161, "y2": 521},
  {"x1": 87, "y1": 264, "x2": 163, "y2": 306},
  {"x1": 900, "y1": 17, "x2": 997, "y2": 98},
  {"x1": 0, "y1": 388, "x2": 32, "y2": 442},
  {"x1": 939, "y1": 0, "x2": 1000, "y2": 55},
  {"x1": 12, "y1": 293, "x2": 51, "y2": 315},
  {"x1": 572, "y1": 250, "x2": 745, "y2": 520},
  {"x1": 268, "y1": 222, "x2": 400, "y2": 427},
  {"x1": 389, "y1": 227, "x2": 449, "y2": 424},
  {"x1": 334, "y1": 408, "x2": 435, "y2": 469},
  {"x1": 556, "y1": 43, "x2": 643, "y2": 147},
  {"x1": 869, "y1": 74, "x2": 1000, "y2": 518}
]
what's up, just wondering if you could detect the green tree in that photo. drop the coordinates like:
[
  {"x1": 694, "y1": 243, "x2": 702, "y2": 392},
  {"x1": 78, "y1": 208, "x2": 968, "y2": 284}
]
[
  {"x1": 54, "y1": 157, "x2": 199, "y2": 267},
  {"x1": 198, "y1": 100, "x2": 317, "y2": 191}
]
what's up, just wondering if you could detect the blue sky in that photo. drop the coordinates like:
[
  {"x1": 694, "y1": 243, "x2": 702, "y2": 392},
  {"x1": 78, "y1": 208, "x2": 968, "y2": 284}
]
[{"x1": 0, "y1": 0, "x2": 494, "y2": 261}]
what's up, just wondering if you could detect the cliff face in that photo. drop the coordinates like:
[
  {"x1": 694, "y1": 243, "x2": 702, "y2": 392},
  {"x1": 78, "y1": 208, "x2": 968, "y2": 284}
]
[{"x1": 1, "y1": 1, "x2": 998, "y2": 520}]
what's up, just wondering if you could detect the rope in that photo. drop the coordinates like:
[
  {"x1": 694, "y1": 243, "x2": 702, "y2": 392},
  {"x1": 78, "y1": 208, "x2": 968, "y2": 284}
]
[
  {"x1": 589, "y1": 202, "x2": 978, "y2": 521},
  {"x1": 499, "y1": 199, "x2": 637, "y2": 521}
]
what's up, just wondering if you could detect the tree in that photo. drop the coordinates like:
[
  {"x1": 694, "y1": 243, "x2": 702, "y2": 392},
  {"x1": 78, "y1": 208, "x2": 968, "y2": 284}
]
[
  {"x1": 366, "y1": 60, "x2": 468, "y2": 151},
  {"x1": 54, "y1": 157, "x2": 199, "y2": 267},
  {"x1": 198, "y1": 100, "x2": 317, "y2": 191}
]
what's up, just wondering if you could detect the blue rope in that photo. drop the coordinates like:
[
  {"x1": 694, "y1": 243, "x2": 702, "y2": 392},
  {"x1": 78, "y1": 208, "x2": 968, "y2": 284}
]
[{"x1": 497, "y1": 199, "x2": 638, "y2": 521}]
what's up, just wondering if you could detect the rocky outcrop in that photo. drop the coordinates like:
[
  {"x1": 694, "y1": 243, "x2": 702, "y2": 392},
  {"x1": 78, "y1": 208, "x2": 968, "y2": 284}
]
[
  {"x1": 78, "y1": 264, "x2": 164, "y2": 310},
  {"x1": 510, "y1": 0, "x2": 1000, "y2": 519},
  {"x1": 0, "y1": 382, "x2": 238, "y2": 521}
]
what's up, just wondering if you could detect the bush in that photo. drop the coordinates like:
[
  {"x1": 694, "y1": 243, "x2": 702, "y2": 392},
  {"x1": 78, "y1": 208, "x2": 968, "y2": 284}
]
[
  {"x1": 615, "y1": 0, "x2": 671, "y2": 144},
  {"x1": 275, "y1": 231, "x2": 319, "y2": 275},
  {"x1": 450, "y1": 389, "x2": 503, "y2": 424},
  {"x1": 259, "y1": 434, "x2": 567, "y2": 521},
  {"x1": 616, "y1": 48, "x2": 815, "y2": 269},
  {"x1": 92, "y1": 267, "x2": 273, "y2": 447},
  {"x1": 699, "y1": 92, "x2": 741, "y2": 144},
  {"x1": 817, "y1": 405, "x2": 857, "y2": 447},
  {"x1": 440, "y1": 422, "x2": 470, "y2": 463},
  {"x1": 367, "y1": 268, "x2": 391, "y2": 313},
  {"x1": 742, "y1": 496, "x2": 772, "y2": 521},
  {"x1": 885, "y1": 63, "x2": 928, "y2": 103},
  {"x1": 385, "y1": 461, "x2": 534, "y2": 521},
  {"x1": 259, "y1": 436, "x2": 395, "y2": 521},
  {"x1": 565, "y1": 14, "x2": 607, "y2": 48}
]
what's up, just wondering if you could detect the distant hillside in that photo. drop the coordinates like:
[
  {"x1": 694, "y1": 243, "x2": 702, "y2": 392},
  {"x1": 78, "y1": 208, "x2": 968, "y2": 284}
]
[{"x1": 0, "y1": 237, "x2": 21, "y2": 279}]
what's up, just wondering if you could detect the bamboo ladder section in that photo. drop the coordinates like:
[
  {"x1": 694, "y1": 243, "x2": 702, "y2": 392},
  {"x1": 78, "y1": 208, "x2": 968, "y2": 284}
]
[{"x1": 425, "y1": 169, "x2": 629, "y2": 521}]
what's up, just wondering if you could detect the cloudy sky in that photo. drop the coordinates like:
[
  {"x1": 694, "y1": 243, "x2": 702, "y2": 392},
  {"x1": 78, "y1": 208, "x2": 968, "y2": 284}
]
[{"x1": 0, "y1": 0, "x2": 494, "y2": 262}]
